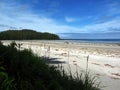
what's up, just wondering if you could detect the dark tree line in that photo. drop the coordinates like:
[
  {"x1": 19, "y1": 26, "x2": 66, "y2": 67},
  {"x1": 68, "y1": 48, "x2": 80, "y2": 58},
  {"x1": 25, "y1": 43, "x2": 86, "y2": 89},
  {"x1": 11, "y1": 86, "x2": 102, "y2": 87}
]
[{"x1": 0, "y1": 29, "x2": 60, "y2": 40}]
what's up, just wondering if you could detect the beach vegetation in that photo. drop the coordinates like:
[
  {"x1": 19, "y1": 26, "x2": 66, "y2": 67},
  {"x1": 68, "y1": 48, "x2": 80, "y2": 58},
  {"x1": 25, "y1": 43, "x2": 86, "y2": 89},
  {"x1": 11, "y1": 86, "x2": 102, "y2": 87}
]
[{"x1": 0, "y1": 41, "x2": 100, "y2": 90}]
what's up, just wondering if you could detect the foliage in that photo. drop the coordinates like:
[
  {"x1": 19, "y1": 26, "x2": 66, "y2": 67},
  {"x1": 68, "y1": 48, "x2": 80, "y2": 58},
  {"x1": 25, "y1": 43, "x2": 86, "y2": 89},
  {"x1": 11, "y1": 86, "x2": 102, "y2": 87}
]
[
  {"x1": 0, "y1": 29, "x2": 60, "y2": 40},
  {"x1": 0, "y1": 42, "x2": 100, "y2": 90}
]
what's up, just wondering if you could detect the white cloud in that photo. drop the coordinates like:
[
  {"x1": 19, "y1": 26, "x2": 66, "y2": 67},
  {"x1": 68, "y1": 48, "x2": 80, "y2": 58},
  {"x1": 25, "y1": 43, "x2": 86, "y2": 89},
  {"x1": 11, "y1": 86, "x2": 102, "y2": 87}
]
[
  {"x1": 80, "y1": 17, "x2": 120, "y2": 33},
  {"x1": 0, "y1": 9, "x2": 82, "y2": 33},
  {"x1": 0, "y1": 0, "x2": 84, "y2": 33},
  {"x1": 65, "y1": 17, "x2": 78, "y2": 23}
]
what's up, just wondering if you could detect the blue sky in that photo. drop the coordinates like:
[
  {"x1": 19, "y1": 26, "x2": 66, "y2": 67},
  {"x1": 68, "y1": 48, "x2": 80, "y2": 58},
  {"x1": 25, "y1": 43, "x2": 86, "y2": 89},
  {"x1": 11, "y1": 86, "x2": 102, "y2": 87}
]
[{"x1": 0, "y1": 0, "x2": 120, "y2": 38}]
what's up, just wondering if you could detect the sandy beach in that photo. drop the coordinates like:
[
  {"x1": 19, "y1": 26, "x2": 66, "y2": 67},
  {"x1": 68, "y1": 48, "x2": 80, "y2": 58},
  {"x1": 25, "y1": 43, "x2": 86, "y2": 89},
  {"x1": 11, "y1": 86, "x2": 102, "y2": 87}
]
[{"x1": 2, "y1": 40, "x2": 120, "y2": 90}]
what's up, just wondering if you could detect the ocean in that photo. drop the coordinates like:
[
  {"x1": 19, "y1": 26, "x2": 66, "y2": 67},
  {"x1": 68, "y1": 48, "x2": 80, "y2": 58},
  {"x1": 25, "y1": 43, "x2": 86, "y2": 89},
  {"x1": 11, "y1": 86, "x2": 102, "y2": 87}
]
[{"x1": 59, "y1": 39, "x2": 120, "y2": 44}]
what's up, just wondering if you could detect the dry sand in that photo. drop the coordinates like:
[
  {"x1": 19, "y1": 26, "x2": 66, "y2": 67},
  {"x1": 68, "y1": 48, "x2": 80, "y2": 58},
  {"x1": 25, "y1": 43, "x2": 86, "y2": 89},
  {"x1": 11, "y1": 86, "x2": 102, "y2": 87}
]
[{"x1": 2, "y1": 40, "x2": 120, "y2": 90}]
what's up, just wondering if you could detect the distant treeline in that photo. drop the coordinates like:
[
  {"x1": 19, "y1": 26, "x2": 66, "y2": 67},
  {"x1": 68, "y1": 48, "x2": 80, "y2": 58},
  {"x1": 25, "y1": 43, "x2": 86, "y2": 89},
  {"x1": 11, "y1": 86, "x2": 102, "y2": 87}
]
[{"x1": 0, "y1": 29, "x2": 60, "y2": 40}]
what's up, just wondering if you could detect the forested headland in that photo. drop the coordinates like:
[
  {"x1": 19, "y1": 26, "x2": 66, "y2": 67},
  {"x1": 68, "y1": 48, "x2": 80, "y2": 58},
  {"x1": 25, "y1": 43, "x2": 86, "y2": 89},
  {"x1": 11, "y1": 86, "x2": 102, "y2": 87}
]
[{"x1": 0, "y1": 29, "x2": 60, "y2": 40}]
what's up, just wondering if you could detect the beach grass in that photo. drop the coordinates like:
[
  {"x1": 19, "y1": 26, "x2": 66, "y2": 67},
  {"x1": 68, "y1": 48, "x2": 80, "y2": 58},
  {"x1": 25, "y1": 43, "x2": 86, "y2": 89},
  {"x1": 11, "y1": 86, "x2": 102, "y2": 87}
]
[{"x1": 0, "y1": 41, "x2": 100, "y2": 90}]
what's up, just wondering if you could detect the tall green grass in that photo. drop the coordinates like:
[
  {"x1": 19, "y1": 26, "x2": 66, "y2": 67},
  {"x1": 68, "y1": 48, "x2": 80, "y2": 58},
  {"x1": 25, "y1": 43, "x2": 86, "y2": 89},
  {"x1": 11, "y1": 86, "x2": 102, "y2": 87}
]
[{"x1": 0, "y1": 41, "x2": 100, "y2": 90}]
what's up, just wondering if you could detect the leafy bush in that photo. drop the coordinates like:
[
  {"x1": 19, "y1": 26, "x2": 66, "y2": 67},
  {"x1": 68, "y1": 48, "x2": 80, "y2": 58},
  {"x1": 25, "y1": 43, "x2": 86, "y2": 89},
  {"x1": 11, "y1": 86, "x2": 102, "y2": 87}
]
[{"x1": 0, "y1": 42, "x2": 100, "y2": 90}]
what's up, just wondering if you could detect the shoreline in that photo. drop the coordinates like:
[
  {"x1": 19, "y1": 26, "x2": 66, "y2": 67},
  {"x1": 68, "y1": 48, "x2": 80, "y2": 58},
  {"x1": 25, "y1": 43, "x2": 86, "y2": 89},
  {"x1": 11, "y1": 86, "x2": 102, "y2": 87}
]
[
  {"x1": 1, "y1": 40, "x2": 120, "y2": 90},
  {"x1": 3, "y1": 40, "x2": 120, "y2": 57}
]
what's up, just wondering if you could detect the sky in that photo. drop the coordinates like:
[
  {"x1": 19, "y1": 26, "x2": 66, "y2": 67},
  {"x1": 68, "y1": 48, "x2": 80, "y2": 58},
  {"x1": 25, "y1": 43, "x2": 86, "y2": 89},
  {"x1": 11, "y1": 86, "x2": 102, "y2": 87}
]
[{"x1": 0, "y1": 0, "x2": 120, "y2": 39}]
